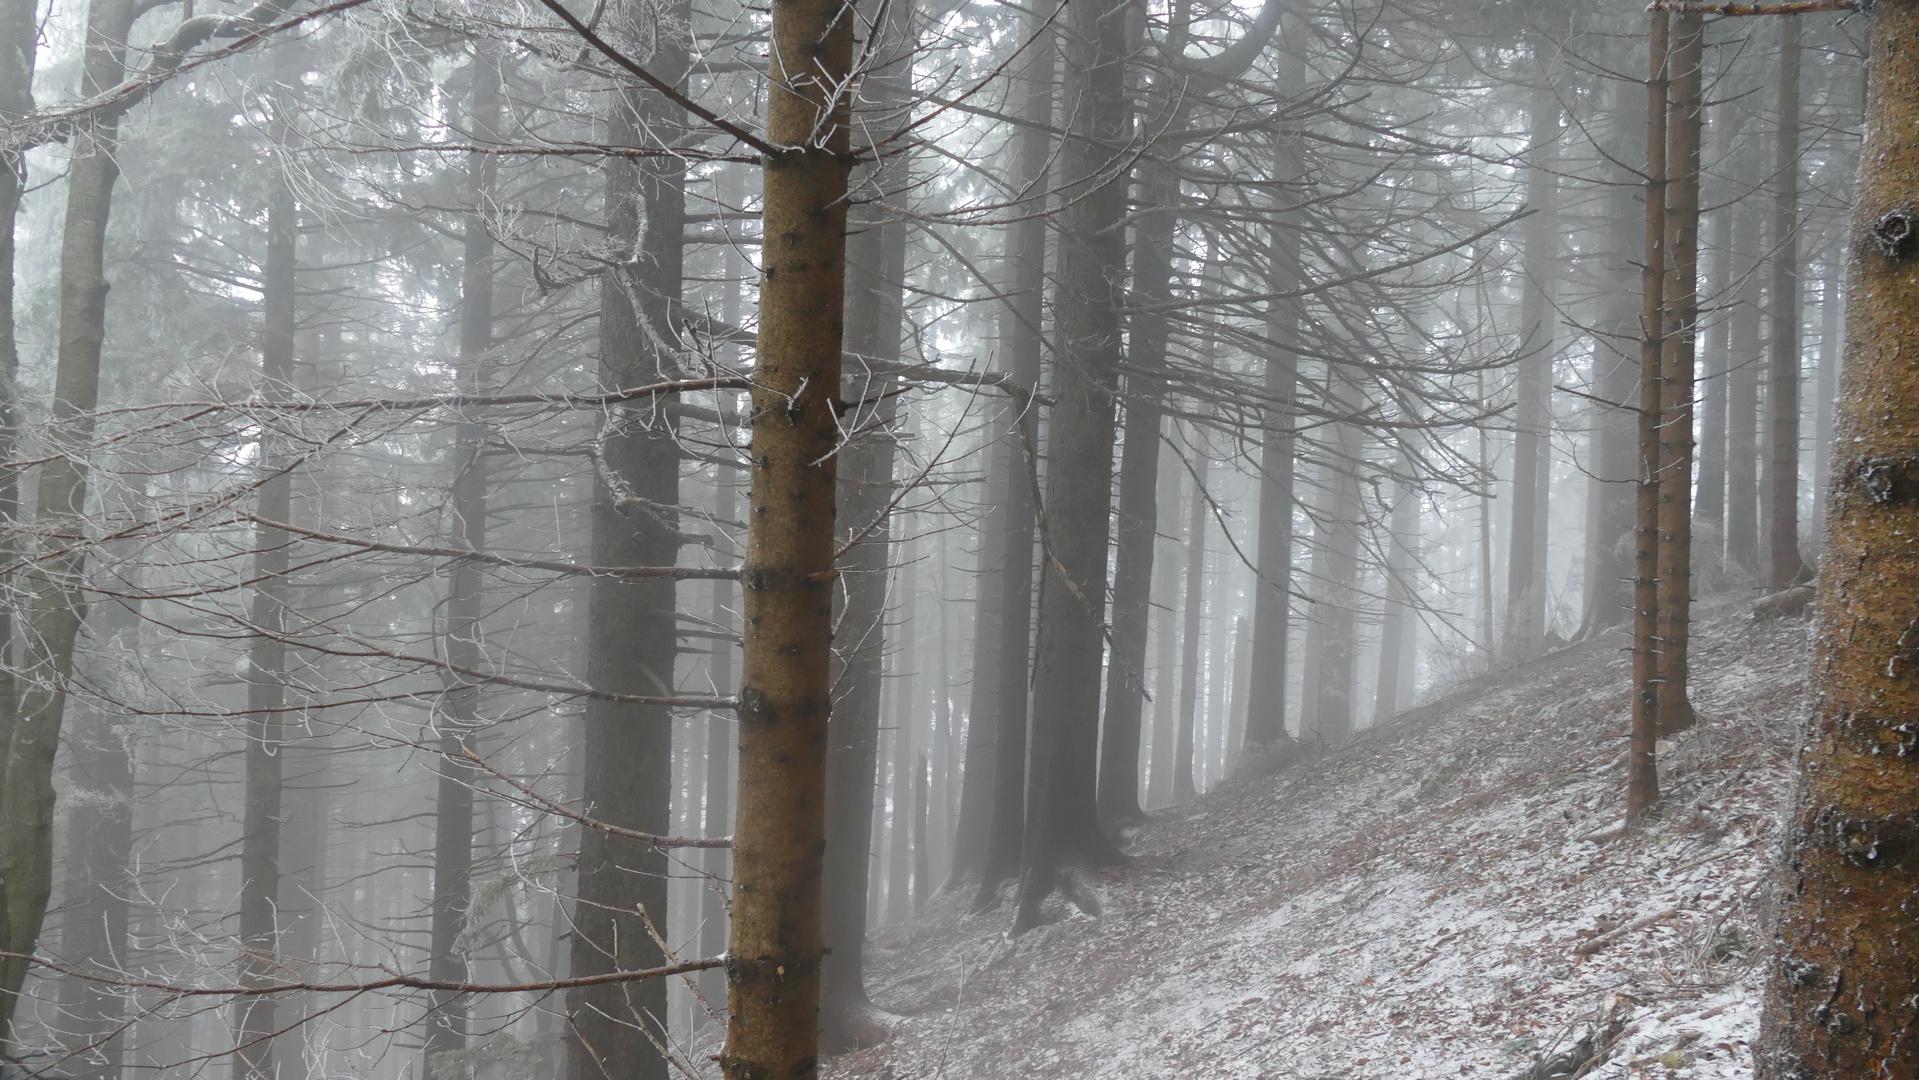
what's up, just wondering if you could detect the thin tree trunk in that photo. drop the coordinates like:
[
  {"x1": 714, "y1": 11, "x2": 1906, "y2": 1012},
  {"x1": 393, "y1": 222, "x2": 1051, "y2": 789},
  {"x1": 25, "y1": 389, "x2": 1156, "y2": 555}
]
[
  {"x1": 717, "y1": 0, "x2": 852, "y2": 1060},
  {"x1": 1753, "y1": 1, "x2": 1919, "y2": 1066},
  {"x1": 1506, "y1": 70, "x2": 1561, "y2": 661},
  {"x1": 818, "y1": 0, "x2": 909, "y2": 1034},
  {"x1": 568, "y1": 0, "x2": 688, "y2": 1071},
  {"x1": 1810, "y1": 260, "x2": 1842, "y2": 532},
  {"x1": 698, "y1": 468, "x2": 736, "y2": 1022},
  {"x1": 1310, "y1": 378, "x2": 1364, "y2": 745},
  {"x1": 1727, "y1": 198, "x2": 1764, "y2": 577},
  {"x1": 1375, "y1": 459, "x2": 1417, "y2": 722},
  {"x1": 968, "y1": 10, "x2": 1053, "y2": 909},
  {"x1": 886, "y1": 542, "x2": 918, "y2": 926},
  {"x1": 912, "y1": 755, "x2": 929, "y2": 914},
  {"x1": 1629, "y1": 10, "x2": 1669, "y2": 823},
  {"x1": 234, "y1": 84, "x2": 301, "y2": 1077},
  {"x1": 1766, "y1": 15, "x2": 1808, "y2": 590},
  {"x1": 1655, "y1": 10, "x2": 1704, "y2": 735},
  {"x1": 1147, "y1": 454, "x2": 1182, "y2": 809},
  {"x1": 1174, "y1": 456, "x2": 1206, "y2": 802},
  {"x1": 424, "y1": 44, "x2": 500, "y2": 1080},
  {"x1": 0, "y1": 0, "x2": 134, "y2": 1035}
]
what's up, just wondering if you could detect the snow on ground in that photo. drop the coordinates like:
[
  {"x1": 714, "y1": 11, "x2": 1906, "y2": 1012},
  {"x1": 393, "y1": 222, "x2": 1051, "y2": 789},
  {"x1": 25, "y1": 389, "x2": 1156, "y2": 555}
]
[{"x1": 829, "y1": 599, "x2": 1809, "y2": 1080}]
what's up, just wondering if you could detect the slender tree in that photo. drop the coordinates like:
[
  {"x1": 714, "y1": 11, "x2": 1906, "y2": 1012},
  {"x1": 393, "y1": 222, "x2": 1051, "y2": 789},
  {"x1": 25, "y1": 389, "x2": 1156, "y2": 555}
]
[{"x1": 1766, "y1": 14, "x2": 1809, "y2": 589}]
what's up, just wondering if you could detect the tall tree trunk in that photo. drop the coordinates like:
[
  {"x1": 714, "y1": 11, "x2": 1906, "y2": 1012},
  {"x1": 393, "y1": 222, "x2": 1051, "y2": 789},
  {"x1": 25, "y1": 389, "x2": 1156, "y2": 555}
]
[
  {"x1": 568, "y1": 0, "x2": 688, "y2": 1071},
  {"x1": 1581, "y1": 102, "x2": 1643, "y2": 640},
  {"x1": 1375, "y1": 458, "x2": 1417, "y2": 722},
  {"x1": 1245, "y1": 148, "x2": 1303, "y2": 754},
  {"x1": 717, "y1": 0, "x2": 852, "y2": 1060},
  {"x1": 818, "y1": 0, "x2": 909, "y2": 1039},
  {"x1": 234, "y1": 76, "x2": 301, "y2": 1077},
  {"x1": 1309, "y1": 379, "x2": 1364, "y2": 745},
  {"x1": 1727, "y1": 198, "x2": 1764, "y2": 577},
  {"x1": 1766, "y1": 14, "x2": 1809, "y2": 590},
  {"x1": 1147, "y1": 452, "x2": 1182, "y2": 809},
  {"x1": 1506, "y1": 69, "x2": 1561, "y2": 661},
  {"x1": 1009, "y1": 0, "x2": 1132, "y2": 933},
  {"x1": 912, "y1": 755, "x2": 929, "y2": 914},
  {"x1": 698, "y1": 469, "x2": 736, "y2": 1021},
  {"x1": 1695, "y1": 107, "x2": 1737, "y2": 567},
  {"x1": 424, "y1": 44, "x2": 500, "y2": 1080},
  {"x1": 1655, "y1": 10, "x2": 1704, "y2": 735},
  {"x1": 885, "y1": 542, "x2": 918, "y2": 925},
  {"x1": 1753, "y1": 1, "x2": 1919, "y2": 1069},
  {"x1": 55, "y1": 588, "x2": 136, "y2": 1080},
  {"x1": 0, "y1": 0, "x2": 34, "y2": 765},
  {"x1": 0, "y1": 0, "x2": 134, "y2": 1036},
  {"x1": 967, "y1": 11, "x2": 1053, "y2": 908},
  {"x1": 1629, "y1": 8, "x2": 1668, "y2": 823},
  {"x1": 1174, "y1": 456, "x2": 1206, "y2": 802}
]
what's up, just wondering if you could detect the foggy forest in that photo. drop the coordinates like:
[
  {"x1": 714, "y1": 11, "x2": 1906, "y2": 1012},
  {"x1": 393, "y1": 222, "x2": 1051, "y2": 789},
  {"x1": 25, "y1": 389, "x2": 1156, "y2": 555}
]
[{"x1": 0, "y1": 0, "x2": 1916, "y2": 1073}]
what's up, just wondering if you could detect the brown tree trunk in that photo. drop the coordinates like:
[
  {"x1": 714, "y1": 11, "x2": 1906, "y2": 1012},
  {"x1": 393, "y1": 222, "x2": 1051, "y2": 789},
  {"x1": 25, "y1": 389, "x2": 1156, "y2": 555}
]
[
  {"x1": 1629, "y1": 10, "x2": 1668, "y2": 824},
  {"x1": 1009, "y1": 0, "x2": 1132, "y2": 934},
  {"x1": 716, "y1": 0, "x2": 852, "y2": 1061},
  {"x1": 1766, "y1": 15, "x2": 1809, "y2": 590},
  {"x1": 1753, "y1": 2, "x2": 1919, "y2": 1069},
  {"x1": 1655, "y1": 10, "x2": 1704, "y2": 735},
  {"x1": 568, "y1": 0, "x2": 688, "y2": 1072},
  {"x1": 424, "y1": 44, "x2": 500, "y2": 1080}
]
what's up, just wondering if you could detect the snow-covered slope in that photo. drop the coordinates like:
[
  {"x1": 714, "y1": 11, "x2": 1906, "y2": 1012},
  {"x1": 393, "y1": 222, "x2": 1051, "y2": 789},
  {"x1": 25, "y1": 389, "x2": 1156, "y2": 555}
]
[{"x1": 830, "y1": 601, "x2": 1809, "y2": 1080}]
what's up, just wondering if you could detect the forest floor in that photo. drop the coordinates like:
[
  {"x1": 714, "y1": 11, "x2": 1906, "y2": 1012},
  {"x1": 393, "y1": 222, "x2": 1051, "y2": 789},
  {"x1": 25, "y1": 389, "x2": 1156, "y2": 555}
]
[{"x1": 825, "y1": 597, "x2": 1810, "y2": 1080}]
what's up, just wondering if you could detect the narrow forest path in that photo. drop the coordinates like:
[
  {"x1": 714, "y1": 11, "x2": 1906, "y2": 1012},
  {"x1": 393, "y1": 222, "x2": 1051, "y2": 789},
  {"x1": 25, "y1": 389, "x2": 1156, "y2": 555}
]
[{"x1": 828, "y1": 600, "x2": 1808, "y2": 1080}]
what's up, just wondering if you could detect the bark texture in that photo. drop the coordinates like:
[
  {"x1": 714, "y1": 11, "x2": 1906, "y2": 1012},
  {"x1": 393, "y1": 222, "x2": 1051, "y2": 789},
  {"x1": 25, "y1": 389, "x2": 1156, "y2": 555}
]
[
  {"x1": 1754, "y1": 5, "x2": 1919, "y2": 1071},
  {"x1": 717, "y1": 0, "x2": 852, "y2": 1064}
]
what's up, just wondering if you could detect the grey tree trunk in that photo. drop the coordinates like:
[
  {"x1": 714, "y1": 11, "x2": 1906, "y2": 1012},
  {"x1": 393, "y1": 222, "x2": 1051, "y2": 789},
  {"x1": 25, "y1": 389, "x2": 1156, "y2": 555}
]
[
  {"x1": 1374, "y1": 458, "x2": 1418, "y2": 722},
  {"x1": 1765, "y1": 15, "x2": 1808, "y2": 589},
  {"x1": 1726, "y1": 197, "x2": 1763, "y2": 578},
  {"x1": 1504, "y1": 70, "x2": 1560, "y2": 661},
  {"x1": 566, "y1": 0, "x2": 688, "y2": 1070},
  {"x1": 0, "y1": 0, "x2": 134, "y2": 1036},
  {"x1": 1174, "y1": 454, "x2": 1206, "y2": 802},
  {"x1": 424, "y1": 45, "x2": 500, "y2": 1080}
]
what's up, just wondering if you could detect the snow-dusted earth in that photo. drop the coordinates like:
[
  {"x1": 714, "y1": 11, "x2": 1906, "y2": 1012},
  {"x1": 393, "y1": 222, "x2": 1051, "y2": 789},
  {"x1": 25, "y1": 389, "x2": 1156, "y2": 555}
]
[{"x1": 830, "y1": 600, "x2": 1809, "y2": 1080}]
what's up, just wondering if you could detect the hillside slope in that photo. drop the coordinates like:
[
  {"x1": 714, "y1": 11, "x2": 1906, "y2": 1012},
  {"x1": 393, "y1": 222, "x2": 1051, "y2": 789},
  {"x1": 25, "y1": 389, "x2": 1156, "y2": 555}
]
[{"x1": 829, "y1": 601, "x2": 1808, "y2": 1080}]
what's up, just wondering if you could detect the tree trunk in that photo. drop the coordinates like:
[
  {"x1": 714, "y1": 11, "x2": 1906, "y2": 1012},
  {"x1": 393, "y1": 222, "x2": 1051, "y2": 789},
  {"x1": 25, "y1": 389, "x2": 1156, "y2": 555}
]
[
  {"x1": 1244, "y1": 127, "x2": 1303, "y2": 755},
  {"x1": 424, "y1": 44, "x2": 500, "y2": 1080},
  {"x1": 0, "y1": 0, "x2": 34, "y2": 765},
  {"x1": 967, "y1": 10, "x2": 1053, "y2": 909},
  {"x1": 716, "y1": 0, "x2": 852, "y2": 1060},
  {"x1": 232, "y1": 86, "x2": 301, "y2": 1080},
  {"x1": 912, "y1": 755, "x2": 930, "y2": 914},
  {"x1": 1174, "y1": 455, "x2": 1206, "y2": 802},
  {"x1": 699, "y1": 470, "x2": 736, "y2": 1021},
  {"x1": 1810, "y1": 257, "x2": 1842, "y2": 533},
  {"x1": 1655, "y1": 10, "x2": 1704, "y2": 735},
  {"x1": 818, "y1": 0, "x2": 909, "y2": 1032},
  {"x1": 0, "y1": 0, "x2": 133, "y2": 1037},
  {"x1": 1309, "y1": 380, "x2": 1364, "y2": 745},
  {"x1": 1009, "y1": 0, "x2": 1132, "y2": 933},
  {"x1": 1695, "y1": 106, "x2": 1737, "y2": 571},
  {"x1": 568, "y1": 0, "x2": 688, "y2": 1071},
  {"x1": 1506, "y1": 69, "x2": 1561, "y2": 661},
  {"x1": 1766, "y1": 15, "x2": 1809, "y2": 590},
  {"x1": 1375, "y1": 459, "x2": 1417, "y2": 722},
  {"x1": 1727, "y1": 197, "x2": 1764, "y2": 578},
  {"x1": 1629, "y1": 8, "x2": 1668, "y2": 824},
  {"x1": 1753, "y1": 1, "x2": 1919, "y2": 1068},
  {"x1": 885, "y1": 542, "x2": 918, "y2": 926},
  {"x1": 1147, "y1": 453, "x2": 1182, "y2": 809}
]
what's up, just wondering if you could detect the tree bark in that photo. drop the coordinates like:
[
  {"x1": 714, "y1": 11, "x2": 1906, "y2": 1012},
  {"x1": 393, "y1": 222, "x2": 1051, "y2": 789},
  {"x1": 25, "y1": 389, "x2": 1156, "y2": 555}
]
[
  {"x1": 424, "y1": 44, "x2": 500, "y2": 1080},
  {"x1": 0, "y1": 0, "x2": 133, "y2": 1037},
  {"x1": 0, "y1": 0, "x2": 34, "y2": 764},
  {"x1": 1629, "y1": 10, "x2": 1668, "y2": 824},
  {"x1": 1505, "y1": 69, "x2": 1561, "y2": 661},
  {"x1": 1655, "y1": 10, "x2": 1704, "y2": 735},
  {"x1": 1753, "y1": 2, "x2": 1919, "y2": 1069},
  {"x1": 716, "y1": 0, "x2": 852, "y2": 1061},
  {"x1": 568, "y1": 0, "x2": 689, "y2": 1072},
  {"x1": 967, "y1": 11, "x2": 1053, "y2": 909},
  {"x1": 232, "y1": 73, "x2": 301, "y2": 1080},
  {"x1": 1174, "y1": 454, "x2": 1206, "y2": 802},
  {"x1": 1009, "y1": 0, "x2": 1132, "y2": 933},
  {"x1": 1766, "y1": 14, "x2": 1809, "y2": 590},
  {"x1": 1727, "y1": 197, "x2": 1764, "y2": 577}
]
